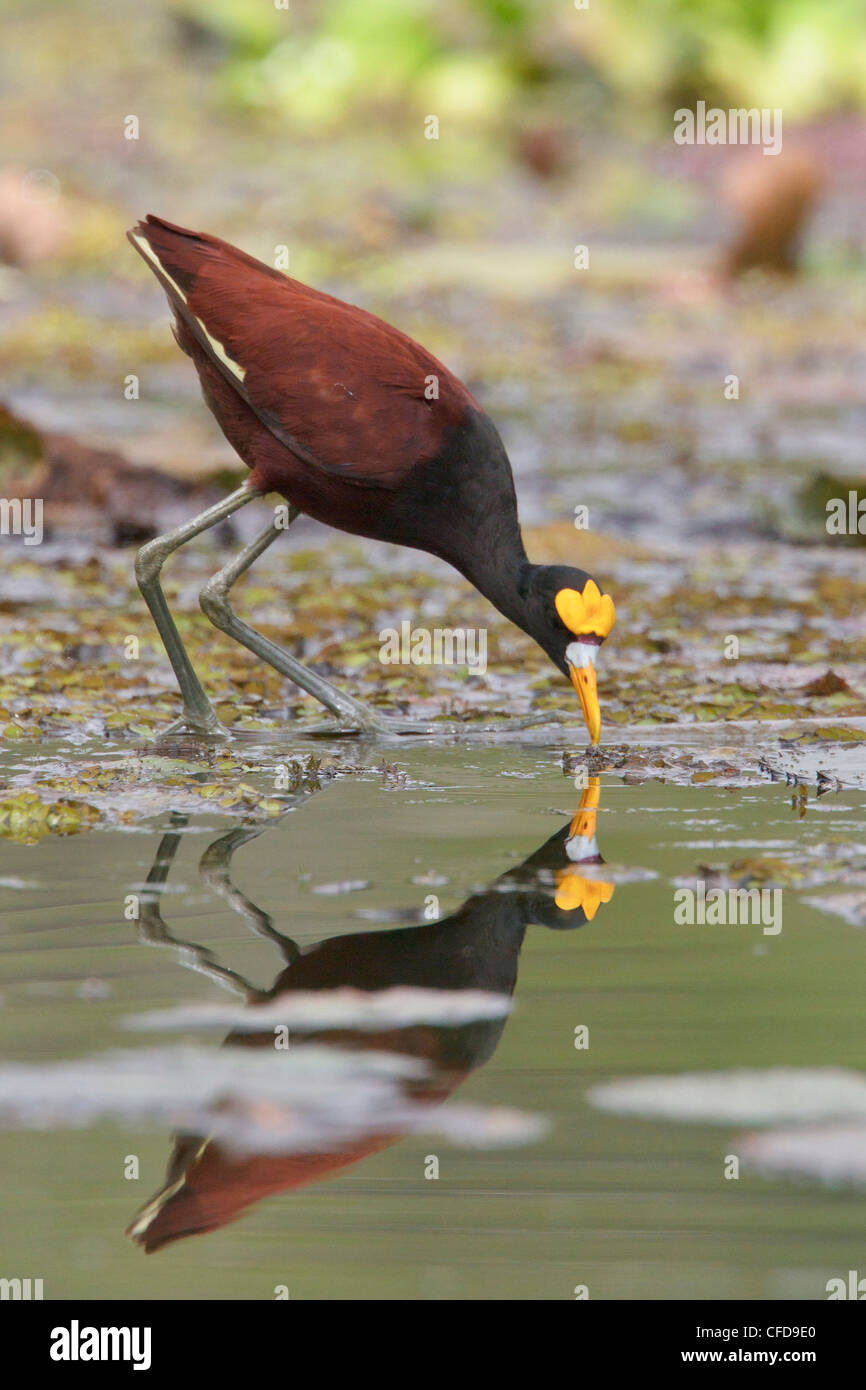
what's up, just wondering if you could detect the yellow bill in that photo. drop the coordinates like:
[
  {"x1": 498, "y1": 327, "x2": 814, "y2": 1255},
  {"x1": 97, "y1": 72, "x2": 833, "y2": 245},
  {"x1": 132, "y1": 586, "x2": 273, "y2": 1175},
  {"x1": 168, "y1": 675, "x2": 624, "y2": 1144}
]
[{"x1": 567, "y1": 646, "x2": 601, "y2": 745}]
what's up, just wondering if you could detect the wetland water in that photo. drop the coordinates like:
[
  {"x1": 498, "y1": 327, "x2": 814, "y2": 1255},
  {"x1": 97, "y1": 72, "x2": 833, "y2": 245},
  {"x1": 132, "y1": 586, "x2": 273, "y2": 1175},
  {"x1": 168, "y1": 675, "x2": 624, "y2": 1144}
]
[{"x1": 1, "y1": 738, "x2": 864, "y2": 1300}]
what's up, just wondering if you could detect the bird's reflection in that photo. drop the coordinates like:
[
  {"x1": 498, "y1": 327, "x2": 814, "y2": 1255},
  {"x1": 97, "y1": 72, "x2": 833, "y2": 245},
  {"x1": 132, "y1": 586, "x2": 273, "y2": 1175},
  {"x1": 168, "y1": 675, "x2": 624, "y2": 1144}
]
[{"x1": 128, "y1": 779, "x2": 613, "y2": 1251}]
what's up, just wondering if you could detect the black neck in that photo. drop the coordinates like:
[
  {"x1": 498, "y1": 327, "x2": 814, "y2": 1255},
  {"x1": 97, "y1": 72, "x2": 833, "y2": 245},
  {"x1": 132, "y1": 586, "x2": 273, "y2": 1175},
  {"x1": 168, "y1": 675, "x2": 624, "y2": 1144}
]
[{"x1": 453, "y1": 529, "x2": 537, "y2": 639}]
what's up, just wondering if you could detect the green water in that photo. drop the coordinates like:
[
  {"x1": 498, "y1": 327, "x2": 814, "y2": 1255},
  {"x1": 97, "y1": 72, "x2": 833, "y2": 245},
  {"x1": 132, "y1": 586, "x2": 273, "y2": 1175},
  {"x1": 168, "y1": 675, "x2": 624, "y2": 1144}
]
[{"x1": 0, "y1": 742, "x2": 864, "y2": 1300}]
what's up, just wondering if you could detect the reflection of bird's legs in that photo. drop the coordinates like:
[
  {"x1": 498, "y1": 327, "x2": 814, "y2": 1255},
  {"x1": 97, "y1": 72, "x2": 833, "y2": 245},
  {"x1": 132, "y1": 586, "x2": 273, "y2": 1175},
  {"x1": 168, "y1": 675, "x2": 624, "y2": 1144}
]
[
  {"x1": 198, "y1": 824, "x2": 301, "y2": 968},
  {"x1": 136, "y1": 813, "x2": 259, "y2": 1000}
]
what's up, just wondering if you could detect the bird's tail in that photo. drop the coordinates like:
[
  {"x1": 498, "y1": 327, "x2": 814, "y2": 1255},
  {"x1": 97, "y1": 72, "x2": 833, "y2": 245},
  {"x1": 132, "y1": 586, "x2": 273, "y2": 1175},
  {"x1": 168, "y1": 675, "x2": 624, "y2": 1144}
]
[{"x1": 126, "y1": 213, "x2": 267, "y2": 292}]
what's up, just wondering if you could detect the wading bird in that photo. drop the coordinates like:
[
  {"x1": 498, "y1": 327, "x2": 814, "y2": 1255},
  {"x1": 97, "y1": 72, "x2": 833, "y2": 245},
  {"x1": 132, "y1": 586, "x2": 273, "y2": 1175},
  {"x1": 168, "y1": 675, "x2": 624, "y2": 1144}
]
[{"x1": 128, "y1": 216, "x2": 616, "y2": 739}]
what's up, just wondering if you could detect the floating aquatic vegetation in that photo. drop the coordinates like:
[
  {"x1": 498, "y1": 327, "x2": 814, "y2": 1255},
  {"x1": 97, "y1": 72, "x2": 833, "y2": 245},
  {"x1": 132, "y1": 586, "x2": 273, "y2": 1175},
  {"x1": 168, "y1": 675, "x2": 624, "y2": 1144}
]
[
  {"x1": 0, "y1": 751, "x2": 329, "y2": 840},
  {"x1": 0, "y1": 1044, "x2": 544, "y2": 1154},
  {"x1": 312, "y1": 879, "x2": 371, "y2": 895},
  {"x1": 588, "y1": 1068, "x2": 866, "y2": 1126},
  {"x1": 0, "y1": 788, "x2": 101, "y2": 844},
  {"x1": 802, "y1": 893, "x2": 866, "y2": 928},
  {"x1": 740, "y1": 1124, "x2": 866, "y2": 1185},
  {"x1": 1, "y1": 519, "x2": 864, "y2": 756},
  {"x1": 124, "y1": 986, "x2": 513, "y2": 1034}
]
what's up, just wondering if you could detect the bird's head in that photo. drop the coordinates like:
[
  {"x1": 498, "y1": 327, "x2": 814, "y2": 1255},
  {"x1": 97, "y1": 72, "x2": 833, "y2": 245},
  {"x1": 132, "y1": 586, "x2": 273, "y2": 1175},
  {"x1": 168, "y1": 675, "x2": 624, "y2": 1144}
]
[{"x1": 527, "y1": 567, "x2": 616, "y2": 744}]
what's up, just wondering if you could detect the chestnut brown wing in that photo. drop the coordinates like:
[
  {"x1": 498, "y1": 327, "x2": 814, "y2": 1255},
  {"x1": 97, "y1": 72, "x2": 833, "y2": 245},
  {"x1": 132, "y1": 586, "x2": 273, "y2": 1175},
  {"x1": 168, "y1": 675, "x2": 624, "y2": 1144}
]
[{"x1": 129, "y1": 215, "x2": 477, "y2": 489}]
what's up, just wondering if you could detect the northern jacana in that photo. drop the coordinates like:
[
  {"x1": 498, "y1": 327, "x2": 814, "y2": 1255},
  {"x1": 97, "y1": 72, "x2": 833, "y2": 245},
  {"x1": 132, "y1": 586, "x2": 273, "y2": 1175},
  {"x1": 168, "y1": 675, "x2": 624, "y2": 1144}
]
[{"x1": 128, "y1": 216, "x2": 616, "y2": 739}]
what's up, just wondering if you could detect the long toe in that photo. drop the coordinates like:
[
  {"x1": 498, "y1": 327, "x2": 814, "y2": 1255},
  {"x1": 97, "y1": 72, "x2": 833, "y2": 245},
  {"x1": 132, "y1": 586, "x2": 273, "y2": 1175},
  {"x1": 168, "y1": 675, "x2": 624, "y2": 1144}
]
[
  {"x1": 296, "y1": 711, "x2": 564, "y2": 738},
  {"x1": 160, "y1": 713, "x2": 233, "y2": 741}
]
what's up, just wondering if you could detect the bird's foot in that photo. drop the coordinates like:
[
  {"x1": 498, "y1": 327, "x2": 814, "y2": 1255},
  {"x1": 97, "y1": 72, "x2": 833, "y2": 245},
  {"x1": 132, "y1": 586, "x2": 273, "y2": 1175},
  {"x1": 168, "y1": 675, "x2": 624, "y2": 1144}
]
[
  {"x1": 297, "y1": 712, "x2": 441, "y2": 738},
  {"x1": 150, "y1": 703, "x2": 568, "y2": 743},
  {"x1": 159, "y1": 709, "x2": 232, "y2": 741}
]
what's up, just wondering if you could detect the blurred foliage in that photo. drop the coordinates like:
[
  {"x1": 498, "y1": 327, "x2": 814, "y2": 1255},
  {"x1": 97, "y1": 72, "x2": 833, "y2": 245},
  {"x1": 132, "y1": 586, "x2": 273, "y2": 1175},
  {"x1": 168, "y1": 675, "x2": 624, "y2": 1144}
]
[
  {"x1": 169, "y1": 0, "x2": 866, "y2": 132},
  {"x1": 589, "y1": 0, "x2": 866, "y2": 116},
  {"x1": 173, "y1": 0, "x2": 519, "y2": 129}
]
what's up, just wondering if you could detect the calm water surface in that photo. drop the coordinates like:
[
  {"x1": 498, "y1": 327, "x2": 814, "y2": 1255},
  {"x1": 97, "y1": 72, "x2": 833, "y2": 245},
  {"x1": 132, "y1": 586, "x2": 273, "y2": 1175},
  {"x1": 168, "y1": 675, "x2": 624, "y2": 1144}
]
[{"x1": 1, "y1": 742, "x2": 864, "y2": 1300}]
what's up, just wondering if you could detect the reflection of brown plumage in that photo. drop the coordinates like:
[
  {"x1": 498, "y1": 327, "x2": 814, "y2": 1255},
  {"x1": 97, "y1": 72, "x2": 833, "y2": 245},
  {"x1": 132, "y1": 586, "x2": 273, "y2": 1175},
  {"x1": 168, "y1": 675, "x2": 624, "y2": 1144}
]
[{"x1": 127, "y1": 782, "x2": 613, "y2": 1252}]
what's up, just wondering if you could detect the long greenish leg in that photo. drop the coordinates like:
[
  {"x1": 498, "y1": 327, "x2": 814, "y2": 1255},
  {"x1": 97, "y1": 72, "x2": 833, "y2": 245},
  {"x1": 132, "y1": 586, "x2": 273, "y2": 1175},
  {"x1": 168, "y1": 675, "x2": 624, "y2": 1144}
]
[
  {"x1": 135, "y1": 482, "x2": 262, "y2": 734},
  {"x1": 198, "y1": 509, "x2": 406, "y2": 730}
]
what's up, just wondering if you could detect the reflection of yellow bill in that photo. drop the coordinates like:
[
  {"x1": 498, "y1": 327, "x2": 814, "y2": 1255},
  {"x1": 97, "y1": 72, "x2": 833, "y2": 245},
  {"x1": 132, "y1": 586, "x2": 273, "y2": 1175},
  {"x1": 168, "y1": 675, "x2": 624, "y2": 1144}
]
[
  {"x1": 569, "y1": 776, "x2": 601, "y2": 840},
  {"x1": 557, "y1": 778, "x2": 612, "y2": 916},
  {"x1": 554, "y1": 871, "x2": 615, "y2": 917}
]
